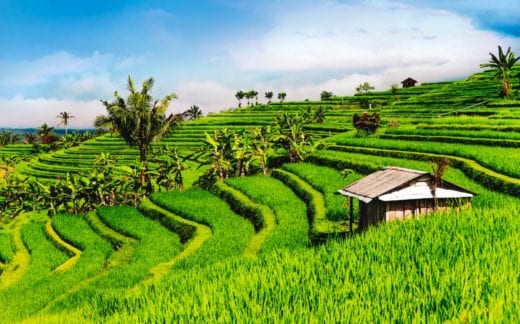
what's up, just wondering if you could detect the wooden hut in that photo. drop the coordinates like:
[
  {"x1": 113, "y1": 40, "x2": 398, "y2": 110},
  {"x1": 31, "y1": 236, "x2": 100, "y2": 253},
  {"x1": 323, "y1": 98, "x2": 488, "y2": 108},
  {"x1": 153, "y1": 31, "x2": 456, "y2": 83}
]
[
  {"x1": 337, "y1": 167, "x2": 474, "y2": 229},
  {"x1": 401, "y1": 77, "x2": 417, "y2": 88}
]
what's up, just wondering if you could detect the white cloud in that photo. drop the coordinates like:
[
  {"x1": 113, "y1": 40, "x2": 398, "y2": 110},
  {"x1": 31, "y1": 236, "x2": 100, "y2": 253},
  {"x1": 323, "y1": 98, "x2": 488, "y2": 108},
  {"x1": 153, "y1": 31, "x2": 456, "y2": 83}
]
[
  {"x1": 0, "y1": 97, "x2": 104, "y2": 128},
  {"x1": 57, "y1": 72, "x2": 120, "y2": 100},
  {"x1": 174, "y1": 80, "x2": 237, "y2": 115},
  {"x1": 230, "y1": 0, "x2": 518, "y2": 76},
  {"x1": 0, "y1": 51, "x2": 148, "y2": 103},
  {"x1": 0, "y1": 51, "x2": 114, "y2": 87}
]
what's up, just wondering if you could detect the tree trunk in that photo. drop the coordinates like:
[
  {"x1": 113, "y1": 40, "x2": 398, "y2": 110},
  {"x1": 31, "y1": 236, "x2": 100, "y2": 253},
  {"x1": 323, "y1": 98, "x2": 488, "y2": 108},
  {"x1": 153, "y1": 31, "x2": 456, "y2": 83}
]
[
  {"x1": 432, "y1": 184, "x2": 438, "y2": 211},
  {"x1": 139, "y1": 143, "x2": 148, "y2": 191},
  {"x1": 501, "y1": 78, "x2": 510, "y2": 97}
]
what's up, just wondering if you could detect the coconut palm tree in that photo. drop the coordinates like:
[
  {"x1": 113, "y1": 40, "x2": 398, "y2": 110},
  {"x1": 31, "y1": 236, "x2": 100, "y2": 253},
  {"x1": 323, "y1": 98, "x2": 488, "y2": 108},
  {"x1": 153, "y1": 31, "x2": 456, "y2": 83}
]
[
  {"x1": 57, "y1": 111, "x2": 75, "y2": 136},
  {"x1": 480, "y1": 46, "x2": 520, "y2": 98},
  {"x1": 235, "y1": 90, "x2": 245, "y2": 108},
  {"x1": 183, "y1": 105, "x2": 202, "y2": 120},
  {"x1": 277, "y1": 92, "x2": 287, "y2": 103},
  {"x1": 265, "y1": 91, "x2": 273, "y2": 104},
  {"x1": 101, "y1": 76, "x2": 178, "y2": 192},
  {"x1": 94, "y1": 114, "x2": 115, "y2": 134},
  {"x1": 251, "y1": 90, "x2": 259, "y2": 105},
  {"x1": 37, "y1": 123, "x2": 57, "y2": 144},
  {"x1": 245, "y1": 90, "x2": 254, "y2": 106}
]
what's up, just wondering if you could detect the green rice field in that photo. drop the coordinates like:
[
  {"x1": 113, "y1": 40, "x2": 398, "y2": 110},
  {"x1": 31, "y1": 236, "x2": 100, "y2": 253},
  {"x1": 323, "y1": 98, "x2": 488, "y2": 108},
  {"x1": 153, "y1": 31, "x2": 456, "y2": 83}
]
[{"x1": 0, "y1": 66, "x2": 519, "y2": 322}]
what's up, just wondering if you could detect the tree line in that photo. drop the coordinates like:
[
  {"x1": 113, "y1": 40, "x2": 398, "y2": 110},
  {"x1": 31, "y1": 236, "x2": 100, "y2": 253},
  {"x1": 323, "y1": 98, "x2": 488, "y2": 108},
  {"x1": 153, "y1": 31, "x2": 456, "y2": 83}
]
[{"x1": 235, "y1": 90, "x2": 287, "y2": 107}]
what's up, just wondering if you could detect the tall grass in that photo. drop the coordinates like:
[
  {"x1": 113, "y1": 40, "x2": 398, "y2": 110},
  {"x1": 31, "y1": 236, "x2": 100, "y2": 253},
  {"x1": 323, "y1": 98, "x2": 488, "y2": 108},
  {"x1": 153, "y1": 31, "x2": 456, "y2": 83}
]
[
  {"x1": 0, "y1": 231, "x2": 14, "y2": 264},
  {"x1": 48, "y1": 207, "x2": 183, "y2": 314},
  {"x1": 0, "y1": 216, "x2": 69, "y2": 321},
  {"x1": 225, "y1": 175, "x2": 310, "y2": 251},
  {"x1": 329, "y1": 135, "x2": 520, "y2": 178},
  {"x1": 71, "y1": 207, "x2": 520, "y2": 323},
  {"x1": 92, "y1": 207, "x2": 183, "y2": 288},
  {"x1": 151, "y1": 190, "x2": 255, "y2": 269},
  {"x1": 281, "y1": 163, "x2": 363, "y2": 221}
]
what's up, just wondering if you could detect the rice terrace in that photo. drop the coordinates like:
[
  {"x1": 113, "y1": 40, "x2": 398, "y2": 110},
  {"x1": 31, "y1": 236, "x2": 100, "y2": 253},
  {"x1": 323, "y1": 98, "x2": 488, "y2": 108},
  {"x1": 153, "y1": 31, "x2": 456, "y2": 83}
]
[{"x1": 1, "y1": 1, "x2": 520, "y2": 323}]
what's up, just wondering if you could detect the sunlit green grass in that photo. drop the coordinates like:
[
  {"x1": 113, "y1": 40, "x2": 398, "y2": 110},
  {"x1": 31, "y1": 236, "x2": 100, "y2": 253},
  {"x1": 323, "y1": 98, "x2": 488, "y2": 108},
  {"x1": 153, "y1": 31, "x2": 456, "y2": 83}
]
[
  {"x1": 151, "y1": 190, "x2": 255, "y2": 269},
  {"x1": 282, "y1": 163, "x2": 363, "y2": 221},
  {"x1": 225, "y1": 175, "x2": 310, "y2": 251},
  {"x1": 71, "y1": 206, "x2": 520, "y2": 323},
  {"x1": 329, "y1": 134, "x2": 520, "y2": 178}
]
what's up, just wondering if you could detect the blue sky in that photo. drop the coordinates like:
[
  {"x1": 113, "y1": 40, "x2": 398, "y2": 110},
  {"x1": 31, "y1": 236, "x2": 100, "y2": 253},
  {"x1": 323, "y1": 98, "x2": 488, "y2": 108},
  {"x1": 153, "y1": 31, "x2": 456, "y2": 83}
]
[{"x1": 0, "y1": 0, "x2": 519, "y2": 127}]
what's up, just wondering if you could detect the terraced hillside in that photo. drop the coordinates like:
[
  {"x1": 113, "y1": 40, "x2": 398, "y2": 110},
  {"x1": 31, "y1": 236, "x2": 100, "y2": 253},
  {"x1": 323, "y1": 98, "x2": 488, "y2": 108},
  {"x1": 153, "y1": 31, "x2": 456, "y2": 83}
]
[
  {"x1": 11, "y1": 67, "x2": 520, "y2": 189},
  {"x1": 0, "y1": 144, "x2": 34, "y2": 158},
  {"x1": 1, "y1": 66, "x2": 519, "y2": 321}
]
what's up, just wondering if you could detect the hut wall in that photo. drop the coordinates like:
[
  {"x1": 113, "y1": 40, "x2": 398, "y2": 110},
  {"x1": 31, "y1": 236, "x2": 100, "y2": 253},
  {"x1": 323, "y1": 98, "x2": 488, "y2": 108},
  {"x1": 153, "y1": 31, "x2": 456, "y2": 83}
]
[
  {"x1": 360, "y1": 201, "x2": 386, "y2": 229},
  {"x1": 386, "y1": 200, "x2": 428, "y2": 221},
  {"x1": 384, "y1": 198, "x2": 472, "y2": 222}
]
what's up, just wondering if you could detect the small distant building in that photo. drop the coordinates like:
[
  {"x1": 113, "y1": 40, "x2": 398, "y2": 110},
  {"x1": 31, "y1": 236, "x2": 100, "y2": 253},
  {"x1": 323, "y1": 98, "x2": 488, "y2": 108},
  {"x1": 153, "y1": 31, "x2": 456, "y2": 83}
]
[
  {"x1": 337, "y1": 167, "x2": 474, "y2": 230},
  {"x1": 401, "y1": 77, "x2": 417, "y2": 88}
]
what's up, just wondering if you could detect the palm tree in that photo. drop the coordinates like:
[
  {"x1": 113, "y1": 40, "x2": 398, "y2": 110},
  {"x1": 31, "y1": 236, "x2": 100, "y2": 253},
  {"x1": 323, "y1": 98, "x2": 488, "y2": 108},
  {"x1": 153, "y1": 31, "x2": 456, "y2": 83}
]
[
  {"x1": 265, "y1": 91, "x2": 273, "y2": 104},
  {"x1": 235, "y1": 90, "x2": 245, "y2": 108},
  {"x1": 37, "y1": 123, "x2": 56, "y2": 144},
  {"x1": 57, "y1": 111, "x2": 75, "y2": 136},
  {"x1": 94, "y1": 114, "x2": 115, "y2": 134},
  {"x1": 251, "y1": 90, "x2": 259, "y2": 105},
  {"x1": 245, "y1": 90, "x2": 254, "y2": 106},
  {"x1": 37, "y1": 123, "x2": 53, "y2": 137},
  {"x1": 480, "y1": 46, "x2": 520, "y2": 98},
  {"x1": 183, "y1": 105, "x2": 202, "y2": 120},
  {"x1": 101, "y1": 76, "x2": 178, "y2": 192},
  {"x1": 277, "y1": 92, "x2": 287, "y2": 103}
]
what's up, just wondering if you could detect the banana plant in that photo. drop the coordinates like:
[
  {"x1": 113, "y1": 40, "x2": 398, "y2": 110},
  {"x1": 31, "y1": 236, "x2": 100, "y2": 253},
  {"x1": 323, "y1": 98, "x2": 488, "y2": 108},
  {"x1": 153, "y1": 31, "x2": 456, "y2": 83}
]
[
  {"x1": 154, "y1": 147, "x2": 187, "y2": 191},
  {"x1": 250, "y1": 126, "x2": 273, "y2": 176},
  {"x1": 231, "y1": 131, "x2": 254, "y2": 177},
  {"x1": 272, "y1": 112, "x2": 315, "y2": 162},
  {"x1": 189, "y1": 129, "x2": 234, "y2": 180}
]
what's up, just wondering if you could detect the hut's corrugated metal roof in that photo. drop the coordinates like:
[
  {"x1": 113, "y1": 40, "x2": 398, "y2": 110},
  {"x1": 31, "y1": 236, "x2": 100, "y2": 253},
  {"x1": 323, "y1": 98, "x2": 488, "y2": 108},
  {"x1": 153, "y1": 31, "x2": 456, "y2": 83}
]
[
  {"x1": 339, "y1": 167, "x2": 426, "y2": 202},
  {"x1": 378, "y1": 181, "x2": 473, "y2": 201}
]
